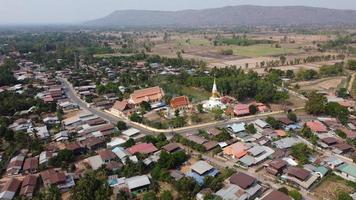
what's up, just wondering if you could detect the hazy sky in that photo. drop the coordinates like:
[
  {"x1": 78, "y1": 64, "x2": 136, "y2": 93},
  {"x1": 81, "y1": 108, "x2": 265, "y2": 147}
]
[{"x1": 1, "y1": 0, "x2": 356, "y2": 24}]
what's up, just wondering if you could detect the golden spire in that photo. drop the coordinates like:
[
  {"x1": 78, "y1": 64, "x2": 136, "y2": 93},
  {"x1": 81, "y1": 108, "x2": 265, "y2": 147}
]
[{"x1": 211, "y1": 78, "x2": 220, "y2": 98}]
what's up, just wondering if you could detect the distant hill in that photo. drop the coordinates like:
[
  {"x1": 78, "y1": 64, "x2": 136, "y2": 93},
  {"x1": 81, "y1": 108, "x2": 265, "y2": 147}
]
[{"x1": 85, "y1": 5, "x2": 356, "y2": 27}]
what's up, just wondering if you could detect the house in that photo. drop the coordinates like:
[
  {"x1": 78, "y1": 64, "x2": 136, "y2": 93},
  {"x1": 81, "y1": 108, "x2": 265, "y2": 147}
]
[
  {"x1": 40, "y1": 169, "x2": 75, "y2": 190},
  {"x1": 239, "y1": 145, "x2": 275, "y2": 167},
  {"x1": 266, "y1": 159, "x2": 288, "y2": 176},
  {"x1": 43, "y1": 115, "x2": 60, "y2": 125},
  {"x1": 98, "y1": 150, "x2": 118, "y2": 163},
  {"x1": 336, "y1": 163, "x2": 356, "y2": 182},
  {"x1": 272, "y1": 137, "x2": 300, "y2": 149},
  {"x1": 109, "y1": 175, "x2": 151, "y2": 194},
  {"x1": 27, "y1": 126, "x2": 49, "y2": 139},
  {"x1": 278, "y1": 117, "x2": 294, "y2": 126},
  {"x1": 234, "y1": 104, "x2": 250, "y2": 116},
  {"x1": 65, "y1": 142, "x2": 86, "y2": 155},
  {"x1": 306, "y1": 121, "x2": 328, "y2": 134},
  {"x1": 227, "y1": 123, "x2": 246, "y2": 134},
  {"x1": 23, "y1": 157, "x2": 39, "y2": 174},
  {"x1": 9, "y1": 118, "x2": 32, "y2": 132},
  {"x1": 261, "y1": 190, "x2": 291, "y2": 200},
  {"x1": 283, "y1": 166, "x2": 319, "y2": 189},
  {"x1": 53, "y1": 131, "x2": 69, "y2": 142},
  {"x1": 333, "y1": 143, "x2": 353, "y2": 154},
  {"x1": 39, "y1": 151, "x2": 55, "y2": 165},
  {"x1": 162, "y1": 143, "x2": 181, "y2": 153},
  {"x1": 7, "y1": 154, "x2": 25, "y2": 175},
  {"x1": 186, "y1": 135, "x2": 208, "y2": 145},
  {"x1": 110, "y1": 100, "x2": 135, "y2": 116},
  {"x1": 112, "y1": 147, "x2": 131, "y2": 163},
  {"x1": 216, "y1": 172, "x2": 261, "y2": 200},
  {"x1": 253, "y1": 119, "x2": 269, "y2": 131},
  {"x1": 203, "y1": 141, "x2": 218, "y2": 151},
  {"x1": 107, "y1": 137, "x2": 127, "y2": 149},
  {"x1": 187, "y1": 160, "x2": 219, "y2": 185},
  {"x1": 207, "y1": 127, "x2": 221, "y2": 137},
  {"x1": 170, "y1": 96, "x2": 190, "y2": 110},
  {"x1": 81, "y1": 137, "x2": 105, "y2": 151},
  {"x1": 169, "y1": 170, "x2": 185, "y2": 181},
  {"x1": 20, "y1": 175, "x2": 38, "y2": 198},
  {"x1": 320, "y1": 137, "x2": 339, "y2": 147},
  {"x1": 129, "y1": 86, "x2": 165, "y2": 105},
  {"x1": 126, "y1": 175, "x2": 151, "y2": 193},
  {"x1": 127, "y1": 143, "x2": 158, "y2": 155},
  {"x1": 122, "y1": 128, "x2": 141, "y2": 138},
  {"x1": 0, "y1": 178, "x2": 22, "y2": 200},
  {"x1": 223, "y1": 142, "x2": 249, "y2": 159},
  {"x1": 322, "y1": 156, "x2": 344, "y2": 169}
]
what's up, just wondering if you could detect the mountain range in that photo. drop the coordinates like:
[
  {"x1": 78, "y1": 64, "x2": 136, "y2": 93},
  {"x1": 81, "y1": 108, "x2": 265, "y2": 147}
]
[{"x1": 85, "y1": 5, "x2": 356, "y2": 27}]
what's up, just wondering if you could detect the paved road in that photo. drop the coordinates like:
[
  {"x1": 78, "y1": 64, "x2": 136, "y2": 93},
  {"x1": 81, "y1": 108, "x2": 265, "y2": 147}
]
[{"x1": 60, "y1": 77, "x2": 305, "y2": 135}]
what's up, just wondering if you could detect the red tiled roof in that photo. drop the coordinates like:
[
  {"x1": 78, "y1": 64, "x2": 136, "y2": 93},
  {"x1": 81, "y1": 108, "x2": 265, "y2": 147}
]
[
  {"x1": 130, "y1": 86, "x2": 164, "y2": 104},
  {"x1": 306, "y1": 121, "x2": 328, "y2": 133},
  {"x1": 234, "y1": 104, "x2": 250, "y2": 116},
  {"x1": 170, "y1": 96, "x2": 190, "y2": 109},
  {"x1": 127, "y1": 143, "x2": 158, "y2": 154}
]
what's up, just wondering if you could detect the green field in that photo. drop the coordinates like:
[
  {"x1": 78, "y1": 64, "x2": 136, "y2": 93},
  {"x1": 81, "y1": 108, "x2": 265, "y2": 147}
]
[
  {"x1": 181, "y1": 87, "x2": 211, "y2": 102},
  {"x1": 231, "y1": 44, "x2": 300, "y2": 57}
]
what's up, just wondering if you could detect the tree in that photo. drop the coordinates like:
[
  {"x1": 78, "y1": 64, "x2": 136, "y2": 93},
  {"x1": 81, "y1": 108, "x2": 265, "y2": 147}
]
[
  {"x1": 48, "y1": 149, "x2": 74, "y2": 168},
  {"x1": 123, "y1": 138, "x2": 135, "y2": 148},
  {"x1": 248, "y1": 105, "x2": 258, "y2": 115},
  {"x1": 71, "y1": 170, "x2": 112, "y2": 200},
  {"x1": 116, "y1": 121, "x2": 127, "y2": 131},
  {"x1": 191, "y1": 113, "x2": 202, "y2": 123},
  {"x1": 140, "y1": 101, "x2": 151, "y2": 112},
  {"x1": 170, "y1": 116, "x2": 186, "y2": 128},
  {"x1": 305, "y1": 92, "x2": 327, "y2": 115},
  {"x1": 288, "y1": 189, "x2": 302, "y2": 200},
  {"x1": 336, "y1": 129, "x2": 347, "y2": 139},
  {"x1": 34, "y1": 185, "x2": 61, "y2": 200},
  {"x1": 337, "y1": 191, "x2": 353, "y2": 200},
  {"x1": 287, "y1": 112, "x2": 297, "y2": 122},
  {"x1": 301, "y1": 126, "x2": 313, "y2": 138},
  {"x1": 160, "y1": 190, "x2": 173, "y2": 200},
  {"x1": 212, "y1": 108, "x2": 224, "y2": 120},
  {"x1": 325, "y1": 102, "x2": 349, "y2": 125},
  {"x1": 266, "y1": 116, "x2": 281, "y2": 129},
  {"x1": 197, "y1": 104, "x2": 204, "y2": 113},
  {"x1": 175, "y1": 177, "x2": 201, "y2": 199},
  {"x1": 245, "y1": 124, "x2": 257, "y2": 134},
  {"x1": 143, "y1": 191, "x2": 157, "y2": 200},
  {"x1": 129, "y1": 113, "x2": 143, "y2": 123},
  {"x1": 291, "y1": 143, "x2": 312, "y2": 165},
  {"x1": 337, "y1": 88, "x2": 348, "y2": 98}
]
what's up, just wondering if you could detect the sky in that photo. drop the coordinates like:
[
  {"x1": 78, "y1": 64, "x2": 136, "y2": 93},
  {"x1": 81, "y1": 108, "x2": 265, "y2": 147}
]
[{"x1": 1, "y1": 0, "x2": 356, "y2": 25}]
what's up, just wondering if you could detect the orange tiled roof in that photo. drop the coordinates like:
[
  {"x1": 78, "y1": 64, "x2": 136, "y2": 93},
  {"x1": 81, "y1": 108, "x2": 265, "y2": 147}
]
[
  {"x1": 130, "y1": 86, "x2": 164, "y2": 104},
  {"x1": 170, "y1": 96, "x2": 189, "y2": 109}
]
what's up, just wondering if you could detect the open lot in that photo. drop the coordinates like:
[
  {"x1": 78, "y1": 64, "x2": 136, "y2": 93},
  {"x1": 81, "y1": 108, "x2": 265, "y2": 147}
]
[
  {"x1": 312, "y1": 174, "x2": 356, "y2": 200},
  {"x1": 294, "y1": 76, "x2": 346, "y2": 92}
]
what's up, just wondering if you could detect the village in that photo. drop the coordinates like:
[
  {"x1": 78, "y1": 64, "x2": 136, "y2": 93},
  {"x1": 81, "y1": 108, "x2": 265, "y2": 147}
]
[{"x1": 0, "y1": 37, "x2": 356, "y2": 200}]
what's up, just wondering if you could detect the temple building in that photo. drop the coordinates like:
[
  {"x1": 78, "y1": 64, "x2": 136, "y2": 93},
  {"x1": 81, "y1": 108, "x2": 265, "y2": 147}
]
[{"x1": 202, "y1": 79, "x2": 226, "y2": 111}]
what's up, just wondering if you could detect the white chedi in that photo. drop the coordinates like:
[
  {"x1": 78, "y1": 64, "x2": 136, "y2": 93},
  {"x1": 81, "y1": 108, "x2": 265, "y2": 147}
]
[{"x1": 202, "y1": 78, "x2": 226, "y2": 110}]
